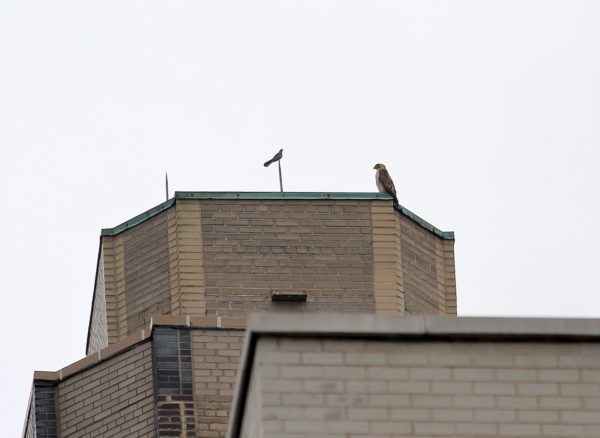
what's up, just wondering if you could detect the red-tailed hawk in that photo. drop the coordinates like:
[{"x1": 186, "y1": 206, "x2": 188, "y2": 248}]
[
  {"x1": 264, "y1": 149, "x2": 283, "y2": 167},
  {"x1": 373, "y1": 163, "x2": 398, "y2": 205}
]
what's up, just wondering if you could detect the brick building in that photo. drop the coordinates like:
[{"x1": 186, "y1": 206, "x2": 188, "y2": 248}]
[
  {"x1": 24, "y1": 191, "x2": 600, "y2": 438},
  {"x1": 24, "y1": 191, "x2": 457, "y2": 437},
  {"x1": 230, "y1": 314, "x2": 600, "y2": 438}
]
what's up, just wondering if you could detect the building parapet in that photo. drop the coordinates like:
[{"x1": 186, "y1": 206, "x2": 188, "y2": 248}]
[
  {"x1": 34, "y1": 316, "x2": 247, "y2": 384},
  {"x1": 100, "y1": 192, "x2": 454, "y2": 240}
]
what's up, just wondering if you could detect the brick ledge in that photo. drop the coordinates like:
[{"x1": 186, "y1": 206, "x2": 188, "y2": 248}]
[{"x1": 34, "y1": 315, "x2": 247, "y2": 383}]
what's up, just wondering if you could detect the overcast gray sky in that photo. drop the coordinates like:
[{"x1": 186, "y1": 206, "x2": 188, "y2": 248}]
[{"x1": 2, "y1": 1, "x2": 600, "y2": 435}]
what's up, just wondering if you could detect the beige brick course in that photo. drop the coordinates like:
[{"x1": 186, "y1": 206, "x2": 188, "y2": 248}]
[{"x1": 371, "y1": 200, "x2": 404, "y2": 314}]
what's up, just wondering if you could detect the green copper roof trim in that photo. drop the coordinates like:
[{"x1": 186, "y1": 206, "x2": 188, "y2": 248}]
[
  {"x1": 175, "y1": 191, "x2": 392, "y2": 200},
  {"x1": 397, "y1": 206, "x2": 454, "y2": 240},
  {"x1": 100, "y1": 192, "x2": 454, "y2": 240},
  {"x1": 101, "y1": 199, "x2": 175, "y2": 236}
]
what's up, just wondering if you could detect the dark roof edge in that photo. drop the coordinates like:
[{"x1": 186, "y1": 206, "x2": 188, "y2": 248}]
[
  {"x1": 176, "y1": 191, "x2": 391, "y2": 200},
  {"x1": 101, "y1": 198, "x2": 175, "y2": 236},
  {"x1": 100, "y1": 192, "x2": 454, "y2": 240},
  {"x1": 397, "y1": 205, "x2": 454, "y2": 240},
  {"x1": 247, "y1": 314, "x2": 600, "y2": 340}
]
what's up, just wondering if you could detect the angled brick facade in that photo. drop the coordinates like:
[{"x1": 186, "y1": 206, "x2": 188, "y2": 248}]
[
  {"x1": 123, "y1": 213, "x2": 171, "y2": 335},
  {"x1": 399, "y1": 212, "x2": 456, "y2": 315},
  {"x1": 86, "y1": 193, "x2": 456, "y2": 355}
]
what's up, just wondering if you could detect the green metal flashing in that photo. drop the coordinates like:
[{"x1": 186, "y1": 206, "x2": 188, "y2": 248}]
[
  {"x1": 100, "y1": 198, "x2": 175, "y2": 236},
  {"x1": 174, "y1": 191, "x2": 391, "y2": 200},
  {"x1": 398, "y1": 206, "x2": 455, "y2": 240},
  {"x1": 99, "y1": 192, "x2": 454, "y2": 240}
]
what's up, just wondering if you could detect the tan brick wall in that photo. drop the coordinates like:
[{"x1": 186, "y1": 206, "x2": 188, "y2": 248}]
[
  {"x1": 96, "y1": 213, "x2": 172, "y2": 350},
  {"x1": 371, "y1": 200, "x2": 456, "y2": 316},
  {"x1": 371, "y1": 201, "x2": 404, "y2": 315},
  {"x1": 200, "y1": 200, "x2": 375, "y2": 316},
  {"x1": 169, "y1": 199, "x2": 207, "y2": 316},
  {"x1": 102, "y1": 235, "x2": 122, "y2": 347},
  {"x1": 192, "y1": 328, "x2": 245, "y2": 438},
  {"x1": 57, "y1": 342, "x2": 155, "y2": 437},
  {"x1": 400, "y1": 213, "x2": 455, "y2": 315},
  {"x1": 123, "y1": 213, "x2": 171, "y2": 333},
  {"x1": 440, "y1": 239, "x2": 457, "y2": 314},
  {"x1": 243, "y1": 336, "x2": 600, "y2": 437}
]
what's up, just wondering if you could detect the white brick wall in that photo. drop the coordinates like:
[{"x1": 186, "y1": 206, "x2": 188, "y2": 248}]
[{"x1": 241, "y1": 337, "x2": 600, "y2": 437}]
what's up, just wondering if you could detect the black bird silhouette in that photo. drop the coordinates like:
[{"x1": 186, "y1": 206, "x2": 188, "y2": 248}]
[{"x1": 264, "y1": 149, "x2": 283, "y2": 167}]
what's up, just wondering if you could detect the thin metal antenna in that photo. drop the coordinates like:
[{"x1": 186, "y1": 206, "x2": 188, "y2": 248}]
[
  {"x1": 165, "y1": 172, "x2": 169, "y2": 201},
  {"x1": 278, "y1": 160, "x2": 283, "y2": 192}
]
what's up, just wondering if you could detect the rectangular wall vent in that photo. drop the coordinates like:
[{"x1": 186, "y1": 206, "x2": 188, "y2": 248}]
[{"x1": 271, "y1": 290, "x2": 307, "y2": 302}]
